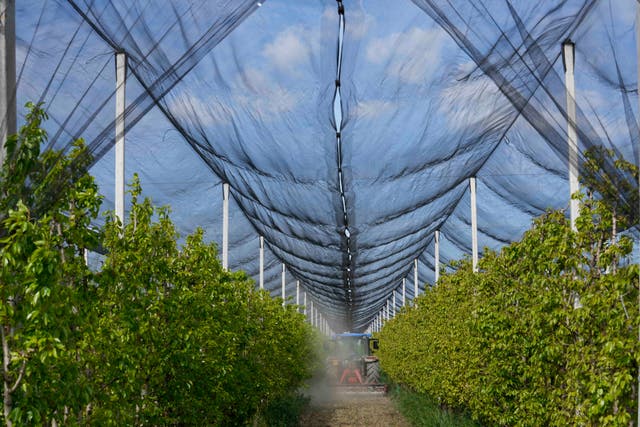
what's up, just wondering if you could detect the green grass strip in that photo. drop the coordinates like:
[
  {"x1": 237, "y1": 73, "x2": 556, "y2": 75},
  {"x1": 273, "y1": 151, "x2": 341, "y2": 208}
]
[{"x1": 389, "y1": 384, "x2": 480, "y2": 427}]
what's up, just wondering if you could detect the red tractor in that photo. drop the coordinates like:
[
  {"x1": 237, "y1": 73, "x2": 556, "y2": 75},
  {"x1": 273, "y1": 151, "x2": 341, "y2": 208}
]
[{"x1": 326, "y1": 333, "x2": 386, "y2": 394}]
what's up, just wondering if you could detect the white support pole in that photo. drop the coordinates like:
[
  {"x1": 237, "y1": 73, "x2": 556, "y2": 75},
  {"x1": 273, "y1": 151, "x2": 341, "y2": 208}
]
[
  {"x1": 313, "y1": 306, "x2": 317, "y2": 328},
  {"x1": 0, "y1": 0, "x2": 15, "y2": 166},
  {"x1": 281, "y1": 263, "x2": 286, "y2": 307},
  {"x1": 402, "y1": 278, "x2": 406, "y2": 307},
  {"x1": 386, "y1": 299, "x2": 390, "y2": 321},
  {"x1": 392, "y1": 290, "x2": 396, "y2": 318},
  {"x1": 434, "y1": 230, "x2": 440, "y2": 284},
  {"x1": 470, "y1": 177, "x2": 478, "y2": 272},
  {"x1": 222, "y1": 183, "x2": 230, "y2": 270},
  {"x1": 309, "y1": 300, "x2": 313, "y2": 325},
  {"x1": 303, "y1": 292, "x2": 307, "y2": 317},
  {"x1": 562, "y1": 39, "x2": 579, "y2": 232},
  {"x1": 259, "y1": 236, "x2": 264, "y2": 289},
  {"x1": 296, "y1": 280, "x2": 300, "y2": 308},
  {"x1": 413, "y1": 258, "x2": 419, "y2": 298},
  {"x1": 115, "y1": 52, "x2": 127, "y2": 224}
]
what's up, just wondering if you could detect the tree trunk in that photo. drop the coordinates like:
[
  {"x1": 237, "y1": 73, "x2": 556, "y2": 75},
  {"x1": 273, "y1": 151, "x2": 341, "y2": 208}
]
[{"x1": 2, "y1": 324, "x2": 12, "y2": 427}]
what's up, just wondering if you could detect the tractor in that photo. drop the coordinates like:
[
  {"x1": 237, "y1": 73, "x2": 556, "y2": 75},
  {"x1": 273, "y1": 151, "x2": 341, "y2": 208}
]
[{"x1": 326, "y1": 333, "x2": 386, "y2": 394}]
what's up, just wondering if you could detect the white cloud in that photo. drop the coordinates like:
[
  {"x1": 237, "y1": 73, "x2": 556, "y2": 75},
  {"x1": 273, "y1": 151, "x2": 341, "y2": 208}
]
[
  {"x1": 263, "y1": 26, "x2": 315, "y2": 74},
  {"x1": 365, "y1": 27, "x2": 449, "y2": 84},
  {"x1": 353, "y1": 99, "x2": 395, "y2": 118},
  {"x1": 236, "y1": 67, "x2": 271, "y2": 94},
  {"x1": 437, "y1": 75, "x2": 506, "y2": 132},
  {"x1": 234, "y1": 87, "x2": 300, "y2": 117},
  {"x1": 321, "y1": 5, "x2": 373, "y2": 39},
  {"x1": 347, "y1": 9, "x2": 374, "y2": 39},
  {"x1": 164, "y1": 92, "x2": 232, "y2": 127},
  {"x1": 234, "y1": 67, "x2": 300, "y2": 112}
]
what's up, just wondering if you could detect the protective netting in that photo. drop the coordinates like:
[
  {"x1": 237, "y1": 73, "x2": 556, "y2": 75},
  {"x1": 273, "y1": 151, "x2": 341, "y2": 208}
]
[{"x1": 14, "y1": 0, "x2": 640, "y2": 331}]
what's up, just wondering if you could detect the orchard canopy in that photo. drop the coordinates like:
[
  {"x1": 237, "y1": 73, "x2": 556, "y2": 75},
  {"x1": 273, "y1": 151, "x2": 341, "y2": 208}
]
[{"x1": 13, "y1": 0, "x2": 640, "y2": 331}]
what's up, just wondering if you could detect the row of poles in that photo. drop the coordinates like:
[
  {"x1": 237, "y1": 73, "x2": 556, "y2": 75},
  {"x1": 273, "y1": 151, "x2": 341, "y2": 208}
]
[
  {"x1": 366, "y1": 175, "x2": 478, "y2": 334},
  {"x1": 367, "y1": 38, "x2": 581, "y2": 334}
]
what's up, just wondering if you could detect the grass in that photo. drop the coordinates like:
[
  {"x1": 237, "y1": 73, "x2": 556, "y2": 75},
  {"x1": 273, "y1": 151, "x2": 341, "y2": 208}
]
[{"x1": 388, "y1": 384, "x2": 480, "y2": 427}]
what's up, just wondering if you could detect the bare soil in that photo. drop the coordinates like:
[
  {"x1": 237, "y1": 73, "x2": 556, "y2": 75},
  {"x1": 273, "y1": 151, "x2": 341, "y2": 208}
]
[{"x1": 299, "y1": 393, "x2": 410, "y2": 427}]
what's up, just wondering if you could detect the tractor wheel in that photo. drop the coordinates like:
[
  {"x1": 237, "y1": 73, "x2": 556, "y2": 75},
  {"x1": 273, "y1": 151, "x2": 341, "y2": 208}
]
[{"x1": 365, "y1": 360, "x2": 380, "y2": 384}]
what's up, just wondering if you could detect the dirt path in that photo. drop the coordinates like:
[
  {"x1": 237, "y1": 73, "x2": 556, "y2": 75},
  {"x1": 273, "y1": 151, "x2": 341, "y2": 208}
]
[{"x1": 299, "y1": 394, "x2": 411, "y2": 427}]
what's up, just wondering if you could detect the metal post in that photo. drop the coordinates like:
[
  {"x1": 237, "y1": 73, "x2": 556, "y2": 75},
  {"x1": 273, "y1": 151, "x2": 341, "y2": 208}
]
[
  {"x1": 313, "y1": 306, "x2": 317, "y2": 328},
  {"x1": 303, "y1": 292, "x2": 307, "y2": 317},
  {"x1": 296, "y1": 280, "x2": 300, "y2": 309},
  {"x1": 414, "y1": 259, "x2": 419, "y2": 298},
  {"x1": 392, "y1": 290, "x2": 396, "y2": 317},
  {"x1": 0, "y1": 0, "x2": 15, "y2": 166},
  {"x1": 281, "y1": 263, "x2": 286, "y2": 307},
  {"x1": 470, "y1": 177, "x2": 478, "y2": 272},
  {"x1": 562, "y1": 39, "x2": 579, "y2": 232},
  {"x1": 309, "y1": 300, "x2": 313, "y2": 325},
  {"x1": 115, "y1": 52, "x2": 126, "y2": 223},
  {"x1": 259, "y1": 236, "x2": 264, "y2": 289},
  {"x1": 434, "y1": 230, "x2": 440, "y2": 284},
  {"x1": 222, "y1": 183, "x2": 229, "y2": 270},
  {"x1": 402, "y1": 278, "x2": 406, "y2": 306}
]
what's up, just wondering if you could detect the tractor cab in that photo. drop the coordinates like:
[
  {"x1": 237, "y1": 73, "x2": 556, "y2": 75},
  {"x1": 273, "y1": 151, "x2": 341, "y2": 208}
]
[{"x1": 333, "y1": 333, "x2": 377, "y2": 359}]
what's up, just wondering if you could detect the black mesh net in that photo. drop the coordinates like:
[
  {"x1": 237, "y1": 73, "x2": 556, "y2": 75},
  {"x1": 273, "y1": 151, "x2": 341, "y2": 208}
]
[{"x1": 13, "y1": 0, "x2": 640, "y2": 331}]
